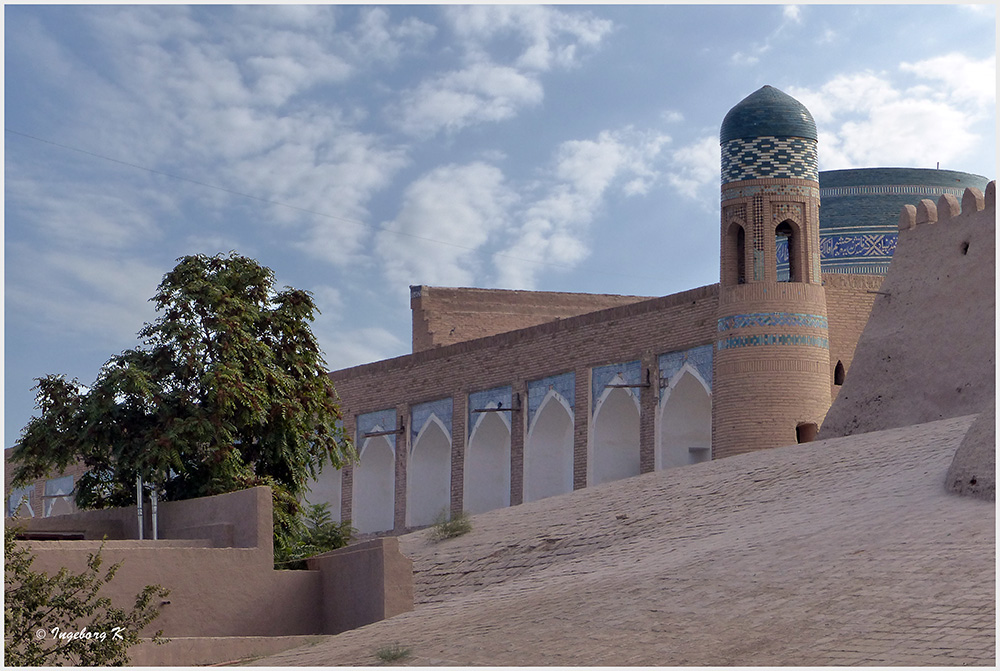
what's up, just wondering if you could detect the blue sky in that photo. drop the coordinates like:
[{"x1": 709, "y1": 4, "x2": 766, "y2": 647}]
[{"x1": 4, "y1": 4, "x2": 996, "y2": 449}]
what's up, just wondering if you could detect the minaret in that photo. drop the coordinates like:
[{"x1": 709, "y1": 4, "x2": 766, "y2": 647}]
[{"x1": 712, "y1": 86, "x2": 831, "y2": 458}]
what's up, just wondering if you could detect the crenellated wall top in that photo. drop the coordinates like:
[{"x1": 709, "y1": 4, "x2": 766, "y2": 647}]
[{"x1": 898, "y1": 181, "x2": 995, "y2": 230}]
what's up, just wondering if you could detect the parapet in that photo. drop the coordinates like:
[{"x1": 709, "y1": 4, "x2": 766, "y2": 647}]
[{"x1": 898, "y1": 181, "x2": 996, "y2": 230}]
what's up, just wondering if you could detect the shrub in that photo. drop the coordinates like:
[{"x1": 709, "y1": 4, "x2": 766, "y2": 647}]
[
  {"x1": 4, "y1": 525, "x2": 168, "y2": 666},
  {"x1": 430, "y1": 509, "x2": 472, "y2": 541},
  {"x1": 274, "y1": 502, "x2": 354, "y2": 569}
]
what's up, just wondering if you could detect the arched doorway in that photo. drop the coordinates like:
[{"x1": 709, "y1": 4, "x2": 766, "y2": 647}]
[
  {"x1": 524, "y1": 390, "x2": 574, "y2": 503},
  {"x1": 406, "y1": 416, "x2": 452, "y2": 527},
  {"x1": 352, "y1": 433, "x2": 395, "y2": 534},
  {"x1": 658, "y1": 368, "x2": 712, "y2": 469},
  {"x1": 590, "y1": 375, "x2": 641, "y2": 486},
  {"x1": 464, "y1": 409, "x2": 511, "y2": 515}
]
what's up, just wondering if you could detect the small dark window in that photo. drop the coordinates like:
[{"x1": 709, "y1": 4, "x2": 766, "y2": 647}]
[
  {"x1": 796, "y1": 422, "x2": 818, "y2": 443},
  {"x1": 834, "y1": 361, "x2": 845, "y2": 386},
  {"x1": 736, "y1": 226, "x2": 746, "y2": 284},
  {"x1": 775, "y1": 221, "x2": 797, "y2": 282}
]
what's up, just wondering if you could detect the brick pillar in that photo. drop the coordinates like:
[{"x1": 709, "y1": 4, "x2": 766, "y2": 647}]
[
  {"x1": 573, "y1": 366, "x2": 590, "y2": 490},
  {"x1": 341, "y1": 414, "x2": 357, "y2": 525},
  {"x1": 450, "y1": 393, "x2": 466, "y2": 515},
  {"x1": 509, "y1": 380, "x2": 526, "y2": 506},
  {"x1": 393, "y1": 403, "x2": 409, "y2": 532},
  {"x1": 639, "y1": 352, "x2": 658, "y2": 473}
]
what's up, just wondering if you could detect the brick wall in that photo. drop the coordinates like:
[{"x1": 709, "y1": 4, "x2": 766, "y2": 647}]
[
  {"x1": 335, "y1": 284, "x2": 719, "y2": 530},
  {"x1": 410, "y1": 285, "x2": 653, "y2": 352},
  {"x1": 823, "y1": 273, "x2": 884, "y2": 402}
]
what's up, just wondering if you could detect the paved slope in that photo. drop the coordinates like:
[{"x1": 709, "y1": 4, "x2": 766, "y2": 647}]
[{"x1": 255, "y1": 414, "x2": 994, "y2": 666}]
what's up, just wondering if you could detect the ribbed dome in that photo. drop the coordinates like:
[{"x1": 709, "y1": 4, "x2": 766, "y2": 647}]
[{"x1": 720, "y1": 85, "x2": 817, "y2": 143}]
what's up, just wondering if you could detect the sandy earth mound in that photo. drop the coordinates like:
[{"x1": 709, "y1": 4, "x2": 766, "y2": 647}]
[{"x1": 255, "y1": 414, "x2": 994, "y2": 666}]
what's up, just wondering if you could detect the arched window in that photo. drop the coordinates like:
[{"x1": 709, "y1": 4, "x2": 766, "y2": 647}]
[
  {"x1": 834, "y1": 361, "x2": 845, "y2": 386},
  {"x1": 775, "y1": 221, "x2": 798, "y2": 282},
  {"x1": 727, "y1": 222, "x2": 746, "y2": 285}
]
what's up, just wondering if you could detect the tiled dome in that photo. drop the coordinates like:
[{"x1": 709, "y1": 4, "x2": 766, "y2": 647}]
[{"x1": 720, "y1": 85, "x2": 817, "y2": 143}]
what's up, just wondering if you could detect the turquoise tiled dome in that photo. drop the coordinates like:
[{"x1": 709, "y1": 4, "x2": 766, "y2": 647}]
[{"x1": 720, "y1": 85, "x2": 817, "y2": 143}]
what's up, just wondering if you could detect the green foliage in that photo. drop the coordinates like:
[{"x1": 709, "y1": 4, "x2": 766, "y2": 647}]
[
  {"x1": 374, "y1": 642, "x2": 412, "y2": 664},
  {"x1": 430, "y1": 509, "x2": 472, "y2": 541},
  {"x1": 274, "y1": 502, "x2": 355, "y2": 570},
  {"x1": 4, "y1": 525, "x2": 168, "y2": 666},
  {"x1": 10, "y1": 252, "x2": 356, "y2": 524}
]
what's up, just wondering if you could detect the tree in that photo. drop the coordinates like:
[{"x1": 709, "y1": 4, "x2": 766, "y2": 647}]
[
  {"x1": 10, "y1": 253, "x2": 356, "y2": 548},
  {"x1": 4, "y1": 525, "x2": 168, "y2": 666}
]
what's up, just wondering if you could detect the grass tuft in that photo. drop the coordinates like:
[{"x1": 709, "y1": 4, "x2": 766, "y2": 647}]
[
  {"x1": 430, "y1": 509, "x2": 472, "y2": 541},
  {"x1": 375, "y1": 642, "x2": 412, "y2": 664}
]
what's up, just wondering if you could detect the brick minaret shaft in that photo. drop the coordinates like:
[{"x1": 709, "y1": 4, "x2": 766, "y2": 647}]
[{"x1": 712, "y1": 86, "x2": 831, "y2": 459}]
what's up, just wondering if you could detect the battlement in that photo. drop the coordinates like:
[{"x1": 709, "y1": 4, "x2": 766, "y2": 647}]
[{"x1": 898, "y1": 181, "x2": 996, "y2": 230}]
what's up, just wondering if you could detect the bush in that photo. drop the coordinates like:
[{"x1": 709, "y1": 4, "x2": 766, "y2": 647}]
[
  {"x1": 4, "y1": 525, "x2": 168, "y2": 666},
  {"x1": 430, "y1": 509, "x2": 472, "y2": 541},
  {"x1": 274, "y1": 502, "x2": 354, "y2": 569}
]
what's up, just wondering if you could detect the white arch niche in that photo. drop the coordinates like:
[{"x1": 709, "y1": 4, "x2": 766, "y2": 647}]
[
  {"x1": 305, "y1": 465, "x2": 343, "y2": 523},
  {"x1": 524, "y1": 390, "x2": 574, "y2": 503},
  {"x1": 464, "y1": 406, "x2": 511, "y2": 515},
  {"x1": 406, "y1": 415, "x2": 452, "y2": 528},
  {"x1": 589, "y1": 374, "x2": 641, "y2": 486},
  {"x1": 352, "y1": 431, "x2": 396, "y2": 534},
  {"x1": 658, "y1": 366, "x2": 712, "y2": 470}
]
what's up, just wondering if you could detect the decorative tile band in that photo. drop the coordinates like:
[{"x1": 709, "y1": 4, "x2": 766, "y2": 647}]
[
  {"x1": 592, "y1": 360, "x2": 641, "y2": 413},
  {"x1": 722, "y1": 183, "x2": 820, "y2": 203},
  {"x1": 659, "y1": 344, "x2": 713, "y2": 391},
  {"x1": 718, "y1": 312, "x2": 828, "y2": 332},
  {"x1": 820, "y1": 184, "x2": 967, "y2": 198},
  {"x1": 717, "y1": 334, "x2": 830, "y2": 350},
  {"x1": 722, "y1": 136, "x2": 818, "y2": 183},
  {"x1": 411, "y1": 397, "x2": 453, "y2": 447},
  {"x1": 820, "y1": 233, "x2": 897, "y2": 260}
]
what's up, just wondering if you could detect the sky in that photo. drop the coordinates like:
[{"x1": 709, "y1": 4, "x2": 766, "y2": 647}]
[{"x1": 3, "y1": 3, "x2": 996, "y2": 449}]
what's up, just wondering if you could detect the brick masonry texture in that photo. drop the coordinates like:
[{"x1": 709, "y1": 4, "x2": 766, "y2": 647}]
[
  {"x1": 410, "y1": 285, "x2": 651, "y2": 352},
  {"x1": 328, "y1": 271, "x2": 882, "y2": 530}
]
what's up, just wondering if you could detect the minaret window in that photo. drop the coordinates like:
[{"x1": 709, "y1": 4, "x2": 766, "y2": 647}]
[
  {"x1": 834, "y1": 361, "x2": 845, "y2": 386},
  {"x1": 727, "y1": 222, "x2": 746, "y2": 285},
  {"x1": 775, "y1": 220, "x2": 799, "y2": 282}
]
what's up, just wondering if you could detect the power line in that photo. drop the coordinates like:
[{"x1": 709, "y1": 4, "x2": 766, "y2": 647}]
[{"x1": 4, "y1": 127, "x2": 662, "y2": 281}]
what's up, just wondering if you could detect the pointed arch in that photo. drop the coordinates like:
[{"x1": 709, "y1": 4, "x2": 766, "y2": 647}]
[
  {"x1": 775, "y1": 219, "x2": 801, "y2": 282},
  {"x1": 726, "y1": 220, "x2": 747, "y2": 285},
  {"x1": 524, "y1": 390, "x2": 574, "y2": 503},
  {"x1": 406, "y1": 414, "x2": 452, "y2": 528},
  {"x1": 834, "y1": 360, "x2": 846, "y2": 386},
  {"x1": 464, "y1": 408, "x2": 512, "y2": 515},
  {"x1": 352, "y1": 431, "x2": 396, "y2": 534},
  {"x1": 590, "y1": 374, "x2": 641, "y2": 486},
  {"x1": 658, "y1": 366, "x2": 712, "y2": 470}
]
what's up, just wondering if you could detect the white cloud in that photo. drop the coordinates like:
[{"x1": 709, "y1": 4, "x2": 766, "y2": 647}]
[
  {"x1": 6, "y1": 248, "x2": 164, "y2": 344},
  {"x1": 391, "y1": 63, "x2": 544, "y2": 137},
  {"x1": 493, "y1": 128, "x2": 669, "y2": 288},
  {"x1": 375, "y1": 163, "x2": 516, "y2": 288},
  {"x1": 787, "y1": 58, "x2": 992, "y2": 171},
  {"x1": 782, "y1": 6, "x2": 802, "y2": 24},
  {"x1": 900, "y1": 52, "x2": 995, "y2": 112},
  {"x1": 318, "y1": 327, "x2": 408, "y2": 371},
  {"x1": 666, "y1": 136, "x2": 719, "y2": 202},
  {"x1": 445, "y1": 5, "x2": 613, "y2": 72}
]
